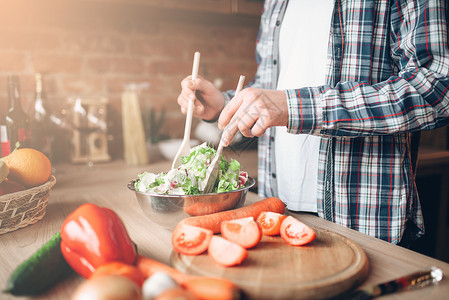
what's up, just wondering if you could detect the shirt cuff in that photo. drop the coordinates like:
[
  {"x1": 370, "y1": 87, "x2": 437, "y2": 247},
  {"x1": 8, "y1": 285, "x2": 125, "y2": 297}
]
[{"x1": 285, "y1": 88, "x2": 322, "y2": 135}]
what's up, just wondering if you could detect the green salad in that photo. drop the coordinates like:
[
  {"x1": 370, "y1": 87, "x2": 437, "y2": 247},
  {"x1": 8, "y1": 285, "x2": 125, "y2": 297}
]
[{"x1": 135, "y1": 142, "x2": 248, "y2": 195}]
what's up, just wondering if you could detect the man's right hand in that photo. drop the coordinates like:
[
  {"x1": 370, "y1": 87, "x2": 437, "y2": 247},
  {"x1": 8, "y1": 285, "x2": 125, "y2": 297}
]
[{"x1": 177, "y1": 75, "x2": 226, "y2": 122}]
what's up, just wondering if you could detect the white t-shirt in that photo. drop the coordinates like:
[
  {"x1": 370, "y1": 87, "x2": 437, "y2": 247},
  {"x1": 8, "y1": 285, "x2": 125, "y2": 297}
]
[{"x1": 275, "y1": 0, "x2": 334, "y2": 212}]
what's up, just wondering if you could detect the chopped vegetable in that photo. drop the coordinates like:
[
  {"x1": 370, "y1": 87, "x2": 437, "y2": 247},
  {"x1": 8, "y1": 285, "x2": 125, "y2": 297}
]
[
  {"x1": 221, "y1": 217, "x2": 262, "y2": 249},
  {"x1": 256, "y1": 211, "x2": 287, "y2": 236},
  {"x1": 208, "y1": 236, "x2": 247, "y2": 267},
  {"x1": 134, "y1": 142, "x2": 248, "y2": 195},
  {"x1": 177, "y1": 197, "x2": 286, "y2": 234},
  {"x1": 172, "y1": 224, "x2": 213, "y2": 255},
  {"x1": 280, "y1": 216, "x2": 316, "y2": 246}
]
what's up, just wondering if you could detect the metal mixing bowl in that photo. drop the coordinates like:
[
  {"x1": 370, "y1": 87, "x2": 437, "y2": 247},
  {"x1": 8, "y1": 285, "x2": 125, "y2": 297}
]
[{"x1": 128, "y1": 177, "x2": 255, "y2": 230}]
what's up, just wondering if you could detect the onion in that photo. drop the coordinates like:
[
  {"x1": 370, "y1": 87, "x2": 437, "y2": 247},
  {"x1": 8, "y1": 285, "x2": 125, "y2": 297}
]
[
  {"x1": 71, "y1": 275, "x2": 142, "y2": 300},
  {"x1": 142, "y1": 272, "x2": 178, "y2": 300}
]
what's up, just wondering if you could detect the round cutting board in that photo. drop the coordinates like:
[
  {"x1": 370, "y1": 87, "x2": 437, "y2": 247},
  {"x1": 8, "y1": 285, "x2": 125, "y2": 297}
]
[{"x1": 171, "y1": 228, "x2": 369, "y2": 299}]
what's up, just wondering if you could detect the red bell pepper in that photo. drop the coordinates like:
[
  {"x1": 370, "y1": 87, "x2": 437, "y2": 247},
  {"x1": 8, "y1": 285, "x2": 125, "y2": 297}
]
[{"x1": 60, "y1": 203, "x2": 136, "y2": 278}]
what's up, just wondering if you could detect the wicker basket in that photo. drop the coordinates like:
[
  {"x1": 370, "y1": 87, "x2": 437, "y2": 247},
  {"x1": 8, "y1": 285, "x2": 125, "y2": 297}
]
[{"x1": 0, "y1": 175, "x2": 56, "y2": 235}]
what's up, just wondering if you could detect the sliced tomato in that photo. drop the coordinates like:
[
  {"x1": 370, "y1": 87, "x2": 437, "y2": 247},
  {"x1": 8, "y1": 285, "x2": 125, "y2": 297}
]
[
  {"x1": 220, "y1": 216, "x2": 262, "y2": 249},
  {"x1": 208, "y1": 236, "x2": 247, "y2": 267},
  {"x1": 172, "y1": 224, "x2": 213, "y2": 255},
  {"x1": 256, "y1": 211, "x2": 287, "y2": 236},
  {"x1": 280, "y1": 216, "x2": 316, "y2": 246},
  {"x1": 91, "y1": 261, "x2": 145, "y2": 286}
]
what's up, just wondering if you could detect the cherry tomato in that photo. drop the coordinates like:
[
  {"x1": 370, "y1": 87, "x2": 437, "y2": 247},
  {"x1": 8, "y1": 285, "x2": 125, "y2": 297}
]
[
  {"x1": 172, "y1": 224, "x2": 213, "y2": 255},
  {"x1": 280, "y1": 216, "x2": 316, "y2": 246},
  {"x1": 256, "y1": 211, "x2": 287, "y2": 236},
  {"x1": 221, "y1": 217, "x2": 262, "y2": 248},
  {"x1": 208, "y1": 236, "x2": 247, "y2": 267}
]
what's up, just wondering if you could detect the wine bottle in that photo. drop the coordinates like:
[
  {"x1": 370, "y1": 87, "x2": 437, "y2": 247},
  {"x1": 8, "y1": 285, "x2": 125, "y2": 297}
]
[
  {"x1": 5, "y1": 75, "x2": 32, "y2": 151},
  {"x1": 31, "y1": 73, "x2": 54, "y2": 158}
]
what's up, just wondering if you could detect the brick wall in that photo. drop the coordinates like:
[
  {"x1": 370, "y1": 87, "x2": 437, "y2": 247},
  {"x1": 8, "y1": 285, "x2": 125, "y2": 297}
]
[{"x1": 0, "y1": 1, "x2": 260, "y2": 160}]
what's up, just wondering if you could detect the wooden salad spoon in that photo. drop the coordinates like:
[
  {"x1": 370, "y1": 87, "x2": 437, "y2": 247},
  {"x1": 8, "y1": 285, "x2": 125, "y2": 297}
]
[
  {"x1": 199, "y1": 75, "x2": 246, "y2": 194},
  {"x1": 172, "y1": 51, "x2": 201, "y2": 169}
]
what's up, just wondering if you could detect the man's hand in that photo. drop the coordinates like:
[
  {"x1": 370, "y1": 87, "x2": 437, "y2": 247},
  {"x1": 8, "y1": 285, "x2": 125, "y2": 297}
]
[
  {"x1": 218, "y1": 88, "x2": 289, "y2": 147},
  {"x1": 177, "y1": 75, "x2": 226, "y2": 122}
]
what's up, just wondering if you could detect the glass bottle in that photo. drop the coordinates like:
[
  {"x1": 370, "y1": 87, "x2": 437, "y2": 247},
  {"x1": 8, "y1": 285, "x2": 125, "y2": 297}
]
[
  {"x1": 32, "y1": 73, "x2": 54, "y2": 159},
  {"x1": 5, "y1": 75, "x2": 32, "y2": 151}
]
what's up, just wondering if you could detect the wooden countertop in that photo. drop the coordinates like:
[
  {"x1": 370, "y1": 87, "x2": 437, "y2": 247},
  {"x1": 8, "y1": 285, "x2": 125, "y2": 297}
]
[{"x1": 1, "y1": 159, "x2": 449, "y2": 299}]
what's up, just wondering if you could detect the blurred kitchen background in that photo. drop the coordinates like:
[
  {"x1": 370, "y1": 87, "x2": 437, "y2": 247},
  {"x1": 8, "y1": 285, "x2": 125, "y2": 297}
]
[
  {"x1": 1, "y1": 0, "x2": 448, "y2": 262},
  {"x1": 0, "y1": 0, "x2": 262, "y2": 163}
]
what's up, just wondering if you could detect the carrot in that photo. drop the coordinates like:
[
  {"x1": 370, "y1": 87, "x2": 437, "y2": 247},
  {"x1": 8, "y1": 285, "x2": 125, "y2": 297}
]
[
  {"x1": 178, "y1": 197, "x2": 285, "y2": 234},
  {"x1": 154, "y1": 287, "x2": 197, "y2": 300},
  {"x1": 135, "y1": 255, "x2": 194, "y2": 284},
  {"x1": 182, "y1": 277, "x2": 242, "y2": 300},
  {"x1": 136, "y1": 255, "x2": 241, "y2": 300},
  {"x1": 183, "y1": 197, "x2": 238, "y2": 216}
]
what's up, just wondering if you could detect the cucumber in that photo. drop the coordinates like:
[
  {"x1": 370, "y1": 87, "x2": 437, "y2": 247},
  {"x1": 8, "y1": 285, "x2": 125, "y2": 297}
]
[{"x1": 4, "y1": 231, "x2": 75, "y2": 296}]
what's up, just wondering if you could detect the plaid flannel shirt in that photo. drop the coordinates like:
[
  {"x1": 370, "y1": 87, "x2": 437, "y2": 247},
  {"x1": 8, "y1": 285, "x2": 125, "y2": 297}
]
[{"x1": 224, "y1": 0, "x2": 449, "y2": 243}]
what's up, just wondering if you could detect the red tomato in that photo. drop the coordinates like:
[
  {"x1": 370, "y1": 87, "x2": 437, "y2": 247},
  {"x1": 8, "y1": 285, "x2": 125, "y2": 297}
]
[
  {"x1": 280, "y1": 216, "x2": 316, "y2": 246},
  {"x1": 0, "y1": 180, "x2": 25, "y2": 196},
  {"x1": 91, "y1": 261, "x2": 145, "y2": 286},
  {"x1": 256, "y1": 211, "x2": 287, "y2": 236},
  {"x1": 208, "y1": 236, "x2": 247, "y2": 267},
  {"x1": 172, "y1": 224, "x2": 213, "y2": 255},
  {"x1": 220, "y1": 217, "x2": 262, "y2": 249}
]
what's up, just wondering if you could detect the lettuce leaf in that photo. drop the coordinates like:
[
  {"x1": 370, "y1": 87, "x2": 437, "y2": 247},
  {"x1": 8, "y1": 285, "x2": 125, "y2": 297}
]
[{"x1": 135, "y1": 143, "x2": 247, "y2": 195}]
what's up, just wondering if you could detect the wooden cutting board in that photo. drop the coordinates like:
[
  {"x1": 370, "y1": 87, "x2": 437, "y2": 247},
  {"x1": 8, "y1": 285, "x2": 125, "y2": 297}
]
[{"x1": 171, "y1": 227, "x2": 369, "y2": 299}]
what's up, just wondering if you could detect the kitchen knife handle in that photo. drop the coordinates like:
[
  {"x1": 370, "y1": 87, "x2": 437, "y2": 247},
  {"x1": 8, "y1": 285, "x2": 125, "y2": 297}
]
[{"x1": 343, "y1": 266, "x2": 443, "y2": 300}]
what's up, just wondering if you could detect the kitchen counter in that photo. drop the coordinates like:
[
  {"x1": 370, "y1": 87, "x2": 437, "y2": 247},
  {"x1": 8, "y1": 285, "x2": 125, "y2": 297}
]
[{"x1": 1, "y1": 159, "x2": 449, "y2": 299}]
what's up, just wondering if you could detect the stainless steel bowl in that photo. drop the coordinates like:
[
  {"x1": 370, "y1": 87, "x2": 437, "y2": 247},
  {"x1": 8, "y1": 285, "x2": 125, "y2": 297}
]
[{"x1": 128, "y1": 177, "x2": 255, "y2": 230}]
